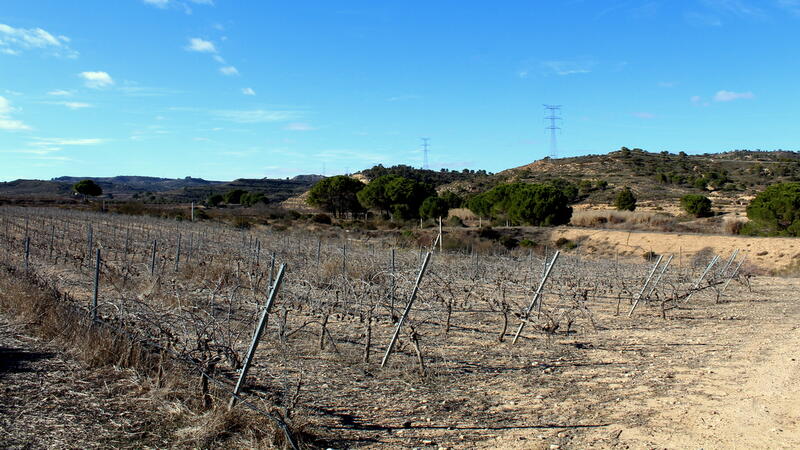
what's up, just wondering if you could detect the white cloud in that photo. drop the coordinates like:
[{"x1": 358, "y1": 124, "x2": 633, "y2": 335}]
[
  {"x1": 219, "y1": 66, "x2": 239, "y2": 76},
  {"x1": 186, "y1": 37, "x2": 216, "y2": 53},
  {"x1": 0, "y1": 95, "x2": 31, "y2": 131},
  {"x1": 48, "y1": 89, "x2": 73, "y2": 96},
  {"x1": 242, "y1": 87, "x2": 256, "y2": 96},
  {"x1": 214, "y1": 109, "x2": 299, "y2": 123},
  {"x1": 633, "y1": 112, "x2": 655, "y2": 119},
  {"x1": 79, "y1": 71, "x2": 114, "y2": 89},
  {"x1": 62, "y1": 102, "x2": 92, "y2": 110},
  {"x1": 31, "y1": 137, "x2": 107, "y2": 146},
  {"x1": 714, "y1": 90, "x2": 755, "y2": 102},
  {"x1": 213, "y1": 54, "x2": 225, "y2": 63},
  {"x1": 285, "y1": 122, "x2": 315, "y2": 131},
  {"x1": 0, "y1": 23, "x2": 77, "y2": 58}
]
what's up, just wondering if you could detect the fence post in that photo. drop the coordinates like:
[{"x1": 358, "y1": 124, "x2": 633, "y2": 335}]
[
  {"x1": 627, "y1": 254, "x2": 664, "y2": 317},
  {"x1": 92, "y1": 249, "x2": 101, "y2": 322},
  {"x1": 174, "y1": 234, "x2": 181, "y2": 272},
  {"x1": 438, "y1": 216, "x2": 443, "y2": 252},
  {"x1": 48, "y1": 224, "x2": 55, "y2": 261},
  {"x1": 512, "y1": 250, "x2": 560, "y2": 344},
  {"x1": 718, "y1": 249, "x2": 739, "y2": 277},
  {"x1": 721, "y1": 256, "x2": 746, "y2": 294},
  {"x1": 381, "y1": 251, "x2": 432, "y2": 368},
  {"x1": 646, "y1": 254, "x2": 674, "y2": 299},
  {"x1": 685, "y1": 255, "x2": 720, "y2": 302},
  {"x1": 389, "y1": 248, "x2": 396, "y2": 318},
  {"x1": 150, "y1": 239, "x2": 157, "y2": 276},
  {"x1": 230, "y1": 264, "x2": 287, "y2": 408},
  {"x1": 24, "y1": 236, "x2": 30, "y2": 272}
]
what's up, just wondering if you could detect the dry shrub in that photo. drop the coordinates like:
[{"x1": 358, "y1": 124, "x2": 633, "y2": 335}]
[
  {"x1": 0, "y1": 267, "x2": 306, "y2": 449},
  {"x1": 571, "y1": 210, "x2": 676, "y2": 231},
  {"x1": 724, "y1": 219, "x2": 747, "y2": 235},
  {"x1": 175, "y1": 408, "x2": 280, "y2": 449}
]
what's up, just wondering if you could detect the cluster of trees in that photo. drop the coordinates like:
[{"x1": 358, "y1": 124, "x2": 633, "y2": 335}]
[
  {"x1": 745, "y1": 182, "x2": 800, "y2": 236},
  {"x1": 467, "y1": 182, "x2": 573, "y2": 226},
  {"x1": 307, "y1": 174, "x2": 461, "y2": 220},
  {"x1": 207, "y1": 189, "x2": 269, "y2": 207},
  {"x1": 360, "y1": 164, "x2": 490, "y2": 188}
]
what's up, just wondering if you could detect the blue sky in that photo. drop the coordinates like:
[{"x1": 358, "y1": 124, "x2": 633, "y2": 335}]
[{"x1": 1, "y1": 0, "x2": 799, "y2": 181}]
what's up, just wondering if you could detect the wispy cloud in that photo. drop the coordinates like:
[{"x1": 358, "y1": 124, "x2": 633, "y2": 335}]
[
  {"x1": 79, "y1": 71, "x2": 114, "y2": 89},
  {"x1": 31, "y1": 137, "x2": 108, "y2": 146},
  {"x1": 658, "y1": 81, "x2": 678, "y2": 88},
  {"x1": 0, "y1": 95, "x2": 31, "y2": 131},
  {"x1": 61, "y1": 102, "x2": 92, "y2": 110},
  {"x1": 214, "y1": 109, "x2": 300, "y2": 124},
  {"x1": 387, "y1": 94, "x2": 421, "y2": 102},
  {"x1": 47, "y1": 89, "x2": 74, "y2": 96},
  {"x1": 242, "y1": 87, "x2": 256, "y2": 96},
  {"x1": 143, "y1": 0, "x2": 214, "y2": 13},
  {"x1": 701, "y1": 0, "x2": 765, "y2": 18},
  {"x1": 285, "y1": 122, "x2": 315, "y2": 131},
  {"x1": 777, "y1": 0, "x2": 800, "y2": 15},
  {"x1": 633, "y1": 112, "x2": 656, "y2": 119},
  {"x1": 714, "y1": 90, "x2": 755, "y2": 101},
  {"x1": 219, "y1": 66, "x2": 239, "y2": 76},
  {"x1": 186, "y1": 37, "x2": 216, "y2": 53},
  {"x1": 541, "y1": 59, "x2": 595, "y2": 76},
  {"x1": 0, "y1": 23, "x2": 78, "y2": 58}
]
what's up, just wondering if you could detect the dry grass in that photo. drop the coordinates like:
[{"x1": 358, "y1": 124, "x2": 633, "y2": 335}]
[
  {"x1": 0, "y1": 266, "x2": 293, "y2": 449},
  {"x1": 570, "y1": 209, "x2": 677, "y2": 231}
]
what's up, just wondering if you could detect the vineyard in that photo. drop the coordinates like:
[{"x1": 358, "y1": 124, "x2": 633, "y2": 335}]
[{"x1": 0, "y1": 206, "x2": 753, "y2": 448}]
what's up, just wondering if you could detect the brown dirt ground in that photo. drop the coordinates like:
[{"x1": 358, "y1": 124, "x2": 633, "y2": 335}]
[{"x1": 0, "y1": 314, "x2": 170, "y2": 449}]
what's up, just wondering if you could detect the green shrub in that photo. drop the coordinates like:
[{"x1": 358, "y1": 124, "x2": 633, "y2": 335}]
[
  {"x1": 478, "y1": 226, "x2": 500, "y2": 240},
  {"x1": 224, "y1": 189, "x2": 247, "y2": 204},
  {"x1": 447, "y1": 215, "x2": 465, "y2": 227},
  {"x1": 680, "y1": 194, "x2": 712, "y2": 217},
  {"x1": 519, "y1": 239, "x2": 536, "y2": 248},
  {"x1": 614, "y1": 188, "x2": 636, "y2": 211},
  {"x1": 555, "y1": 237, "x2": 577, "y2": 249},
  {"x1": 207, "y1": 194, "x2": 224, "y2": 206},
  {"x1": 746, "y1": 182, "x2": 800, "y2": 236},
  {"x1": 499, "y1": 235, "x2": 519, "y2": 249}
]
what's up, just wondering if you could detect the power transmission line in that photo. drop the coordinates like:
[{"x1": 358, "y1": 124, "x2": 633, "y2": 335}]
[{"x1": 544, "y1": 105, "x2": 562, "y2": 159}]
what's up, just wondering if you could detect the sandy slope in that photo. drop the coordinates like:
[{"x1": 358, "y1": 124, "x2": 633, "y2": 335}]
[{"x1": 548, "y1": 227, "x2": 800, "y2": 273}]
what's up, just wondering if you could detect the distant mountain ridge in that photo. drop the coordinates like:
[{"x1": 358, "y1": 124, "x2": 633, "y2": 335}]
[{"x1": 0, "y1": 174, "x2": 325, "y2": 204}]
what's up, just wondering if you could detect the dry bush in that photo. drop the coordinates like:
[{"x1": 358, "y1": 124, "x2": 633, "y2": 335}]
[
  {"x1": 175, "y1": 408, "x2": 280, "y2": 449},
  {"x1": 571, "y1": 209, "x2": 676, "y2": 231},
  {"x1": 0, "y1": 267, "x2": 302, "y2": 449},
  {"x1": 724, "y1": 218, "x2": 747, "y2": 235}
]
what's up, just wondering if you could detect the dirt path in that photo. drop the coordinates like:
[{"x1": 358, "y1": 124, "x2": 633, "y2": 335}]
[{"x1": 619, "y1": 310, "x2": 800, "y2": 449}]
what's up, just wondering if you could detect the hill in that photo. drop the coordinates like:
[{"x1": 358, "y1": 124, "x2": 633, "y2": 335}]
[
  {"x1": 0, "y1": 174, "x2": 323, "y2": 205},
  {"x1": 442, "y1": 148, "x2": 800, "y2": 209}
]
